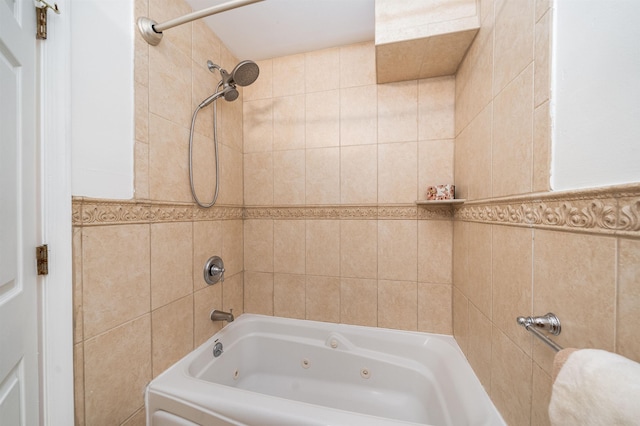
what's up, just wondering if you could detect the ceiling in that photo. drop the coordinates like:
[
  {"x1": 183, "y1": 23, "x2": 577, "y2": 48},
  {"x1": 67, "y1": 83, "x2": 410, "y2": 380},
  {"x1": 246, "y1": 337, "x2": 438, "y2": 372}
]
[{"x1": 183, "y1": 0, "x2": 376, "y2": 61}]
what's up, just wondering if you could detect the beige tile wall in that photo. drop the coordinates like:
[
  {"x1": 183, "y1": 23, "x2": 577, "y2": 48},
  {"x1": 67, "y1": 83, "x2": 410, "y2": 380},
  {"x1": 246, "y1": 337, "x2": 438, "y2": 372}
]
[
  {"x1": 453, "y1": 1, "x2": 640, "y2": 426},
  {"x1": 241, "y1": 41, "x2": 455, "y2": 334},
  {"x1": 72, "y1": 0, "x2": 244, "y2": 423}
]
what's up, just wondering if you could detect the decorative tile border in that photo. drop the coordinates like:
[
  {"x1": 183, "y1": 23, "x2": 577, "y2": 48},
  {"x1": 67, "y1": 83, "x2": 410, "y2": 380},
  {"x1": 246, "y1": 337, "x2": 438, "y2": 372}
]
[
  {"x1": 72, "y1": 199, "x2": 454, "y2": 226},
  {"x1": 73, "y1": 183, "x2": 640, "y2": 237},
  {"x1": 72, "y1": 198, "x2": 243, "y2": 226},
  {"x1": 454, "y1": 184, "x2": 640, "y2": 238}
]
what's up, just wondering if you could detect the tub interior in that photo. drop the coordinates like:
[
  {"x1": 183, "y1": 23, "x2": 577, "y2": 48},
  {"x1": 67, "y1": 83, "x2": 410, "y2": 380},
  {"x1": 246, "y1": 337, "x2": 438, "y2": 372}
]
[
  {"x1": 194, "y1": 335, "x2": 446, "y2": 425},
  {"x1": 148, "y1": 315, "x2": 505, "y2": 426}
]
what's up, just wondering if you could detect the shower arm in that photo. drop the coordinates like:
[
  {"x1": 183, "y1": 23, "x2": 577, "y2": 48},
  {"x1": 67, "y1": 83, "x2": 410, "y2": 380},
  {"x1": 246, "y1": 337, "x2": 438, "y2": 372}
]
[{"x1": 137, "y1": 0, "x2": 264, "y2": 46}]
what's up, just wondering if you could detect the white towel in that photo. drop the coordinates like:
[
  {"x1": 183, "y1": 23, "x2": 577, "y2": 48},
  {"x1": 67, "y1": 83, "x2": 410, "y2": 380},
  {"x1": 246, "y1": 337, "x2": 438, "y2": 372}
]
[{"x1": 549, "y1": 348, "x2": 640, "y2": 426}]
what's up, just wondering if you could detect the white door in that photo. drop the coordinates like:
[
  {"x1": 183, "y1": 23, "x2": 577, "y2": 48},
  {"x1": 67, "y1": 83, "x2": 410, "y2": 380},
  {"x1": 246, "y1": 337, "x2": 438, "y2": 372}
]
[{"x1": 0, "y1": 0, "x2": 40, "y2": 424}]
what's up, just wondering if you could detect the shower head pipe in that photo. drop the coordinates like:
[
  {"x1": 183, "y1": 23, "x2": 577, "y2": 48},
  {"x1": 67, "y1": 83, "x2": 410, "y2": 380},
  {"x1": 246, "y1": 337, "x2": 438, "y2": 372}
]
[{"x1": 137, "y1": 0, "x2": 264, "y2": 46}]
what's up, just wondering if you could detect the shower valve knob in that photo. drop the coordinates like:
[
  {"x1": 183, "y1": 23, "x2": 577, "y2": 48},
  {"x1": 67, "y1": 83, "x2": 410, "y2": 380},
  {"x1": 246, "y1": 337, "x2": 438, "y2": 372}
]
[{"x1": 204, "y1": 256, "x2": 225, "y2": 285}]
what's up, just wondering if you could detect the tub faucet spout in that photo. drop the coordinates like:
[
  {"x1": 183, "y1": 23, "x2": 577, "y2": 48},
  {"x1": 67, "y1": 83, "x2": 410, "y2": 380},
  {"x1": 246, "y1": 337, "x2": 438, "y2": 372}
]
[{"x1": 210, "y1": 309, "x2": 234, "y2": 323}]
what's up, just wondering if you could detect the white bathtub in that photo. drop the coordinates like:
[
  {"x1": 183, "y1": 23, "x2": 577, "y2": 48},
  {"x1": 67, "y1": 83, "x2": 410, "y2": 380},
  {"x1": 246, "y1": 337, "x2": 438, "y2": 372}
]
[{"x1": 146, "y1": 314, "x2": 505, "y2": 426}]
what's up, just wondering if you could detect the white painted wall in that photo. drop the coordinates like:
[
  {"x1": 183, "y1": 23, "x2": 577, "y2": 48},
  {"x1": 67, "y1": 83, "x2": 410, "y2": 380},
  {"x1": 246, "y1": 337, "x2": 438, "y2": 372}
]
[
  {"x1": 551, "y1": 0, "x2": 640, "y2": 190},
  {"x1": 70, "y1": 0, "x2": 134, "y2": 199}
]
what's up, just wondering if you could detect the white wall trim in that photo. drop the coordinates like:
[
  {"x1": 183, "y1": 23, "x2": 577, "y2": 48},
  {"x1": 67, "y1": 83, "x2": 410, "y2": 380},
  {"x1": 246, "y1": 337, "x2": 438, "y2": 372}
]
[{"x1": 39, "y1": 0, "x2": 75, "y2": 423}]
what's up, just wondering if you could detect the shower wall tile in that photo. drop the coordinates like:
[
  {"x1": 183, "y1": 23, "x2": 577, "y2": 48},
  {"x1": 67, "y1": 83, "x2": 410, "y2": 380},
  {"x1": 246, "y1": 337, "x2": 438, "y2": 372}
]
[
  {"x1": 82, "y1": 224, "x2": 150, "y2": 339},
  {"x1": 148, "y1": 114, "x2": 191, "y2": 202},
  {"x1": 150, "y1": 222, "x2": 193, "y2": 309},
  {"x1": 244, "y1": 272, "x2": 274, "y2": 315},
  {"x1": 220, "y1": 90, "x2": 244, "y2": 152},
  {"x1": 149, "y1": 41, "x2": 192, "y2": 129},
  {"x1": 417, "y1": 283, "x2": 452, "y2": 334},
  {"x1": 492, "y1": 64, "x2": 533, "y2": 197},
  {"x1": 273, "y1": 149, "x2": 305, "y2": 204},
  {"x1": 73, "y1": 343, "x2": 84, "y2": 426},
  {"x1": 121, "y1": 408, "x2": 146, "y2": 426},
  {"x1": 418, "y1": 76, "x2": 455, "y2": 140},
  {"x1": 340, "y1": 278, "x2": 378, "y2": 327},
  {"x1": 151, "y1": 294, "x2": 194, "y2": 377},
  {"x1": 617, "y1": 238, "x2": 640, "y2": 362},
  {"x1": 378, "y1": 220, "x2": 417, "y2": 282},
  {"x1": 340, "y1": 144, "x2": 377, "y2": 204},
  {"x1": 378, "y1": 142, "x2": 418, "y2": 204},
  {"x1": 534, "y1": 8, "x2": 551, "y2": 107},
  {"x1": 454, "y1": 13, "x2": 494, "y2": 135},
  {"x1": 191, "y1": 20, "x2": 221, "y2": 70},
  {"x1": 531, "y1": 363, "x2": 552, "y2": 426},
  {"x1": 306, "y1": 275, "x2": 340, "y2": 323},
  {"x1": 134, "y1": 140, "x2": 150, "y2": 202},
  {"x1": 244, "y1": 152, "x2": 274, "y2": 205},
  {"x1": 533, "y1": 230, "x2": 616, "y2": 374},
  {"x1": 417, "y1": 220, "x2": 452, "y2": 284},
  {"x1": 274, "y1": 273, "x2": 306, "y2": 319},
  {"x1": 492, "y1": 225, "x2": 533, "y2": 355},
  {"x1": 339, "y1": 84, "x2": 377, "y2": 147},
  {"x1": 340, "y1": 220, "x2": 378, "y2": 279},
  {"x1": 273, "y1": 54, "x2": 305, "y2": 97},
  {"x1": 460, "y1": 222, "x2": 492, "y2": 318},
  {"x1": 273, "y1": 94, "x2": 305, "y2": 150},
  {"x1": 191, "y1": 64, "x2": 216, "y2": 139},
  {"x1": 135, "y1": 81, "x2": 149, "y2": 144},
  {"x1": 305, "y1": 220, "x2": 340, "y2": 277},
  {"x1": 222, "y1": 272, "x2": 244, "y2": 317},
  {"x1": 192, "y1": 220, "x2": 223, "y2": 290},
  {"x1": 339, "y1": 42, "x2": 376, "y2": 88},
  {"x1": 222, "y1": 219, "x2": 244, "y2": 276},
  {"x1": 467, "y1": 304, "x2": 492, "y2": 391},
  {"x1": 193, "y1": 284, "x2": 223, "y2": 346},
  {"x1": 490, "y1": 326, "x2": 532, "y2": 426},
  {"x1": 243, "y1": 98, "x2": 273, "y2": 153},
  {"x1": 492, "y1": 0, "x2": 534, "y2": 96},
  {"x1": 305, "y1": 91, "x2": 340, "y2": 148},
  {"x1": 274, "y1": 220, "x2": 306, "y2": 274},
  {"x1": 305, "y1": 47, "x2": 340, "y2": 93},
  {"x1": 533, "y1": 101, "x2": 551, "y2": 192},
  {"x1": 418, "y1": 139, "x2": 454, "y2": 198},
  {"x1": 219, "y1": 144, "x2": 244, "y2": 205},
  {"x1": 454, "y1": 102, "x2": 492, "y2": 201},
  {"x1": 306, "y1": 147, "x2": 340, "y2": 204},
  {"x1": 244, "y1": 219, "x2": 274, "y2": 273},
  {"x1": 134, "y1": 0, "x2": 149, "y2": 87},
  {"x1": 149, "y1": 0, "x2": 192, "y2": 58},
  {"x1": 377, "y1": 81, "x2": 418, "y2": 143},
  {"x1": 72, "y1": 227, "x2": 83, "y2": 344},
  {"x1": 452, "y1": 286, "x2": 469, "y2": 353},
  {"x1": 378, "y1": 280, "x2": 417, "y2": 331},
  {"x1": 83, "y1": 315, "x2": 151, "y2": 426}
]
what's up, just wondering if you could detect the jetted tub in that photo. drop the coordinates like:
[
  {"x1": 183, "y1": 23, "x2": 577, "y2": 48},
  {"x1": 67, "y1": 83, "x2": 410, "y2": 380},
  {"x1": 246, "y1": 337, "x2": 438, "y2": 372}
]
[{"x1": 146, "y1": 314, "x2": 505, "y2": 426}]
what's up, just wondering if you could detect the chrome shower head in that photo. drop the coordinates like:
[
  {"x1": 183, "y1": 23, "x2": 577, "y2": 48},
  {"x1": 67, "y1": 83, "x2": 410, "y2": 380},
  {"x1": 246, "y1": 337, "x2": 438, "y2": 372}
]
[
  {"x1": 207, "y1": 60, "x2": 260, "y2": 87},
  {"x1": 199, "y1": 86, "x2": 238, "y2": 108},
  {"x1": 230, "y1": 60, "x2": 259, "y2": 87}
]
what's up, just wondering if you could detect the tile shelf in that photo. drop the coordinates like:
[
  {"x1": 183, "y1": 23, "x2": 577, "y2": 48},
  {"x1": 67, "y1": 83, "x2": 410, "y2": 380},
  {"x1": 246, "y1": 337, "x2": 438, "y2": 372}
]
[{"x1": 415, "y1": 199, "x2": 466, "y2": 205}]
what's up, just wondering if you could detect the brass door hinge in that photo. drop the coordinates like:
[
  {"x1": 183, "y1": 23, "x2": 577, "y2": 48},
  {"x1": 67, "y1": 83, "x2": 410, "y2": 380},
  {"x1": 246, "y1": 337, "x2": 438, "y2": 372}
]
[
  {"x1": 37, "y1": 245, "x2": 49, "y2": 275},
  {"x1": 35, "y1": 0, "x2": 60, "y2": 40}
]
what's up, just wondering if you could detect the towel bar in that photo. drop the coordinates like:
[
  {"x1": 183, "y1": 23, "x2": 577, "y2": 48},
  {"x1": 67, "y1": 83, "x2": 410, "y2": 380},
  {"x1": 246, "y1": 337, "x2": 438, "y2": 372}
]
[{"x1": 517, "y1": 313, "x2": 563, "y2": 353}]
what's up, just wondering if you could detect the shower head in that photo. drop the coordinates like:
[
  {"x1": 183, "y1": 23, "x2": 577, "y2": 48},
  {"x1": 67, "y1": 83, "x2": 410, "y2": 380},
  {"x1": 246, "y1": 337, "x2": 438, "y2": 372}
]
[
  {"x1": 230, "y1": 60, "x2": 259, "y2": 87},
  {"x1": 207, "y1": 60, "x2": 260, "y2": 87},
  {"x1": 199, "y1": 85, "x2": 238, "y2": 108}
]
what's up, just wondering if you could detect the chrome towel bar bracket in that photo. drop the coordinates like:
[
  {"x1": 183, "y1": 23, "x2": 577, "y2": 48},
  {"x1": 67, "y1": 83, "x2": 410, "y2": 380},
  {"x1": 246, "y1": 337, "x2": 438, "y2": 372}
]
[{"x1": 517, "y1": 313, "x2": 563, "y2": 353}]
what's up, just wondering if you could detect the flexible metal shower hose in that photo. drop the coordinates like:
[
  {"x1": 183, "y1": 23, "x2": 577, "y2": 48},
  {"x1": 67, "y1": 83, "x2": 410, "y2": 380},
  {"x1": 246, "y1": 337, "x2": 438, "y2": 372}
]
[{"x1": 189, "y1": 81, "x2": 223, "y2": 208}]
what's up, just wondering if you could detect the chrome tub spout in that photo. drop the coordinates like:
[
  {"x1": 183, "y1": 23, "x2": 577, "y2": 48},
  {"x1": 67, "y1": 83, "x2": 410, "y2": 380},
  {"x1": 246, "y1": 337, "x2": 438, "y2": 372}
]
[{"x1": 210, "y1": 309, "x2": 234, "y2": 323}]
